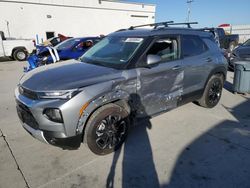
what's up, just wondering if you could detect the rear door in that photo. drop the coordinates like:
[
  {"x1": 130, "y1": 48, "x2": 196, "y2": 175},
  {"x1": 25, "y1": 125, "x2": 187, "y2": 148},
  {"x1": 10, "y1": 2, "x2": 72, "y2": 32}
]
[
  {"x1": 136, "y1": 36, "x2": 184, "y2": 116},
  {"x1": 181, "y1": 35, "x2": 212, "y2": 97}
]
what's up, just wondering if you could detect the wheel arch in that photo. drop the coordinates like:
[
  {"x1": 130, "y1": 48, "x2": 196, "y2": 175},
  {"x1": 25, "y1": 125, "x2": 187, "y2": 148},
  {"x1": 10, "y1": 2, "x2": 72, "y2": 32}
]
[
  {"x1": 205, "y1": 66, "x2": 227, "y2": 87},
  {"x1": 77, "y1": 90, "x2": 133, "y2": 142},
  {"x1": 11, "y1": 46, "x2": 27, "y2": 57},
  {"x1": 198, "y1": 65, "x2": 227, "y2": 102}
]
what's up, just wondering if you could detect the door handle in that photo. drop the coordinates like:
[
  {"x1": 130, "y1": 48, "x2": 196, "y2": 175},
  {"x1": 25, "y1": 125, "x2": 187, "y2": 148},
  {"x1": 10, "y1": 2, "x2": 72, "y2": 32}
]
[
  {"x1": 206, "y1": 57, "x2": 212, "y2": 62},
  {"x1": 172, "y1": 65, "x2": 181, "y2": 71}
]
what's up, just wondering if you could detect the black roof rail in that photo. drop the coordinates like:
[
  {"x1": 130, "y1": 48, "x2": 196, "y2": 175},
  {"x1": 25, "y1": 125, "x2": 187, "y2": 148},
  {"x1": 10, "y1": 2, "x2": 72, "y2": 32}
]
[
  {"x1": 128, "y1": 21, "x2": 174, "y2": 30},
  {"x1": 196, "y1": 27, "x2": 216, "y2": 31},
  {"x1": 115, "y1": 21, "x2": 199, "y2": 33},
  {"x1": 115, "y1": 29, "x2": 127, "y2": 32},
  {"x1": 167, "y1": 22, "x2": 198, "y2": 28}
]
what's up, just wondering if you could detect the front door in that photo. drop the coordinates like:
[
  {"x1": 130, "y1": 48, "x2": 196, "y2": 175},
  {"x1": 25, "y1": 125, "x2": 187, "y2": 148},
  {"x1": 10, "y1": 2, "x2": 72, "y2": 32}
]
[
  {"x1": 70, "y1": 41, "x2": 88, "y2": 59},
  {"x1": 136, "y1": 36, "x2": 183, "y2": 116}
]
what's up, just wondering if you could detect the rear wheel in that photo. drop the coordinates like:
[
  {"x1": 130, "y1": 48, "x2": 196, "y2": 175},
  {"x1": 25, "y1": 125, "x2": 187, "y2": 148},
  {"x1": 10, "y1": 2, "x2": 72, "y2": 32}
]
[
  {"x1": 197, "y1": 74, "x2": 224, "y2": 108},
  {"x1": 13, "y1": 49, "x2": 27, "y2": 61},
  {"x1": 84, "y1": 103, "x2": 130, "y2": 155}
]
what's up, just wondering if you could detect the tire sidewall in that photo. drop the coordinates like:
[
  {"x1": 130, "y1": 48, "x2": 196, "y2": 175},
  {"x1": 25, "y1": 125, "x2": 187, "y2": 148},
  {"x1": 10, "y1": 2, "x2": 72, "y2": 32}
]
[
  {"x1": 14, "y1": 49, "x2": 27, "y2": 61},
  {"x1": 85, "y1": 104, "x2": 129, "y2": 155},
  {"x1": 204, "y1": 75, "x2": 223, "y2": 108}
]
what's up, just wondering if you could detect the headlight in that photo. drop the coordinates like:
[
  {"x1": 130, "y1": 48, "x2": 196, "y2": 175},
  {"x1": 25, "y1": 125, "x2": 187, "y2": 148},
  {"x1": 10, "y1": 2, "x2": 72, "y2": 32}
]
[{"x1": 37, "y1": 89, "x2": 81, "y2": 99}]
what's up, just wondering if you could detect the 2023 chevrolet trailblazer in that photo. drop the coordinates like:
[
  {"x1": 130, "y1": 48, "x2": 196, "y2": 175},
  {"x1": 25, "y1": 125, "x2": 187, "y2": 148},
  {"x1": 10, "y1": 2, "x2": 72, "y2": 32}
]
[{"x1": 15, "y1": 22, "x2": 227, "y2": 155}]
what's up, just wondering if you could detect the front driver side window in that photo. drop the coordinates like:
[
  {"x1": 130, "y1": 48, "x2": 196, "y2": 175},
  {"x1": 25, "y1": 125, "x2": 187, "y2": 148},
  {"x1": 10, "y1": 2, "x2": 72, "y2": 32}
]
[{"x1": 147, "y1": 37, "x2": 179, "y2": 62}]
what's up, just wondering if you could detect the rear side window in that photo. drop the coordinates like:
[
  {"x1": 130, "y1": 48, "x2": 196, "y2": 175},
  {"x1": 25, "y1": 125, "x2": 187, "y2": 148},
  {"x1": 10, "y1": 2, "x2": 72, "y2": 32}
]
[{"x1": 182, "y1": 35, "x2": 208, "y2": 57}]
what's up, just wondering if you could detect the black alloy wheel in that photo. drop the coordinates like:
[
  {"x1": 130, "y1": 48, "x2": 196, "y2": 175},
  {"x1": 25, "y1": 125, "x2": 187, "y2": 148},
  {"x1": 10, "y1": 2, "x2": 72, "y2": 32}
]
[
  {"x1": 208, "y1": 79, "x2": 222, "y2": 106},
  {"x1": 84, "y1": 103, "x2": 130, "y2": 155},
  {"x1": 197, "y1": 74, "x2": 224, "y2": 108},
  {"x1": 95, "y1": 115, "x2": 127, "y2": 150}
]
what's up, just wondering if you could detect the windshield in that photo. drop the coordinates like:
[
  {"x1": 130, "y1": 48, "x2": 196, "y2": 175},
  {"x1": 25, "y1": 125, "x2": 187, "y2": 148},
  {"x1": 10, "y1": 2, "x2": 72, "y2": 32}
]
[
  {"x1": 243, "y1": 39, "x2": 250, "y2": 46},
  {"x1": 81, "y1": 36, "x2": 144, "y2": 68},
  {"x1": 56, "y1": 38, "x2": 79, "y2": 50}
]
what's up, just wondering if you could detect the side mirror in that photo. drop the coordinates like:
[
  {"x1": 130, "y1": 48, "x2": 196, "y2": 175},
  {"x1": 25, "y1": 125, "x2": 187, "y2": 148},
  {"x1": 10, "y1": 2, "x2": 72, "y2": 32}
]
[{"x1": 147, "y1": 54, "x2": 161, "y2": 66}]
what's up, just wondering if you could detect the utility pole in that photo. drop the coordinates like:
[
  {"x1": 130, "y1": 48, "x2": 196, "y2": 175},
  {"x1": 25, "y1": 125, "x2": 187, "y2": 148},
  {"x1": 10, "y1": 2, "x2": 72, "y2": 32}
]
[
  {"x1": 5, "y1": 20, "x2": 10, "y2": 37},
  {"x1": 187, "y1": 0, "x2": 194, "y2": 22}
]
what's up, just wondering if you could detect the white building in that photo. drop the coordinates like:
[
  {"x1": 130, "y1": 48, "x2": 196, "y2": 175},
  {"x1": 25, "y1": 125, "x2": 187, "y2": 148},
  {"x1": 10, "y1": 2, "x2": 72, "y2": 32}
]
[{"x1": 0, "y1": 0, "x2": 155, "y2": 43}]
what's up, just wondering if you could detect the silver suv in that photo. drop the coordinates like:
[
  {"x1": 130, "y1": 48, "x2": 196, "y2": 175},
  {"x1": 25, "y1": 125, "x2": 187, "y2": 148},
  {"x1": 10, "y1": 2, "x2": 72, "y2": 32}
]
[{"x1": 15, "y1": 22, "x2": 228, "y2": 155}]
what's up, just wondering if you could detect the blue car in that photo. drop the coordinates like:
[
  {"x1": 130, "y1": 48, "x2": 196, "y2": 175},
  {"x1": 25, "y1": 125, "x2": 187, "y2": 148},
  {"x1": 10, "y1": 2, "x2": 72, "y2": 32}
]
[
  {"x1": 34, "y1": 35, "x2": 72, "y2": 53},
  {"x1": 25, "y1": 37, "x2": 101, "y2": 72}
]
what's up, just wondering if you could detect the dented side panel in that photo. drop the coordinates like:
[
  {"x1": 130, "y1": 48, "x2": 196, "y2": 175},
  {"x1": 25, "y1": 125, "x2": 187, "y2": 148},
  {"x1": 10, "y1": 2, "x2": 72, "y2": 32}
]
[
  {"x1": 76, "y1": 69, "x2": 138, "y2": 133},
  {"x1": 136, "y1": 59, "x2": 184, "y2": 116}
]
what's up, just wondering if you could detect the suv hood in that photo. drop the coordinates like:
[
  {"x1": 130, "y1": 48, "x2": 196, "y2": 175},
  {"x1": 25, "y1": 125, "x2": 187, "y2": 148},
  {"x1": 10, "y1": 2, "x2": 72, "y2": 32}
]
[{"x1": 20, "y1": 60, "x2": 122, "y2": 91}]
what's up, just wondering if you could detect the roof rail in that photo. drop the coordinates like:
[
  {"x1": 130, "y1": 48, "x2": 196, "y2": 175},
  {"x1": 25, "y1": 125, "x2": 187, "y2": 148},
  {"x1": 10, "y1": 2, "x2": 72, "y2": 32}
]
[
  {"x1": 166, "y1": 22, "x2": 198, "y2": 28},
  {"x1": 115, "y1": 21, "x2": 199, "y2": 33},
  {"x1": 196, "y1": 27, "x2": 216, "y2": 31},
  {"x1": 128, "y1": 21, "x2": 174, "y2": 30}
]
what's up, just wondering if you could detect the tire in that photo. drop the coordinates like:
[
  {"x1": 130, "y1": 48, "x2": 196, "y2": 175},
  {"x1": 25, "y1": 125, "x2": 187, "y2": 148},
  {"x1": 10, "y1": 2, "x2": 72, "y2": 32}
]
[
  {"x1": 13, "y1": 48, "x2": 27, "y2": 61},
  {"x1": 197, "y1": 74, "x2": 224, "y2": 108},
  {"x1": 84, "y1": 103, "x2": 130, "y2": 155}
]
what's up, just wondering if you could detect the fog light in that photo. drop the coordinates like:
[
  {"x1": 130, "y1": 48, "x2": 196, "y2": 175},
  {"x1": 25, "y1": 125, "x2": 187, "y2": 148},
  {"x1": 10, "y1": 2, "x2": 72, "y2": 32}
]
[{"x1": 43, "y1": 108, "x2": 63, "y2": 123}]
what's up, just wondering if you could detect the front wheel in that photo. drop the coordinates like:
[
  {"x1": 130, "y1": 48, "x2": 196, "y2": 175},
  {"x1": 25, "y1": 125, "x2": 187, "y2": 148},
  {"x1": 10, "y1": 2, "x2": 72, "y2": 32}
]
[
  {"x1": 84, "y1": 103, "x2": 130, "y2": 155},
  {"x1": 197, "y1": 74, "x2": 224, "y2": 108}
]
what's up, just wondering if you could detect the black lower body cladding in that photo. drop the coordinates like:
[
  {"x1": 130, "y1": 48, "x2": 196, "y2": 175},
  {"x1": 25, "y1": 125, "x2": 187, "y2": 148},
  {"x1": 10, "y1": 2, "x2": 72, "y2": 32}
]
[{"x1": 43, "y1": 131, "x2": 82, "y2": 149}]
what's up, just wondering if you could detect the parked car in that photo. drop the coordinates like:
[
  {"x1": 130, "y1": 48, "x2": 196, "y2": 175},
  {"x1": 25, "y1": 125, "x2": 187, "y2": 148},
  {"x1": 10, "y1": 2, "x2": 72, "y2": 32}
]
[
  {"x1": 229, "y1": 39, "x2": 250, "y2": 70},
  {"x1": 35, "y1": 34, "x2": 71, "y2": 53},
  {"x1": 200, "y1": 27, "x2": 239, "y2": 51},
  {"x1": 0, "y1": 31, "x2": 35, "y2": 61},
  {"x1": 25, "y1": 37, "x2": 101, "y2": 72},
  {"x1": 15, "y1": 22, "x2": 227, "y2": 155}
]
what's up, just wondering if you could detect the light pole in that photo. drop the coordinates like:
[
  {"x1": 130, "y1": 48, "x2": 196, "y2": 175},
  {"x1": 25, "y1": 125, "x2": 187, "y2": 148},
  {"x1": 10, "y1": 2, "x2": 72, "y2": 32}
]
[{"x1": 187, "y1": 0, "x2": 194, "y2": 22}]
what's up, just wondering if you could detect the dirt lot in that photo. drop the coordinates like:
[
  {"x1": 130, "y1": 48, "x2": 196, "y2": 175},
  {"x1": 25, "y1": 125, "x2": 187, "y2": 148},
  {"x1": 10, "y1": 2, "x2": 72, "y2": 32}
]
[{"x1": 0, "y1": 60, "x2": 250, "y2": 188}]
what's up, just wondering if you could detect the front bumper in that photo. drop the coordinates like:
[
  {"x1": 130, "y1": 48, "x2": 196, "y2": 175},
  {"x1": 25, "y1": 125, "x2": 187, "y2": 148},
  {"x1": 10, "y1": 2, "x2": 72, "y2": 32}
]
[
  {"x1": 21, "y1": 121, "x2": 81, "y2": 149},
  {"x1": 15, "y1": 87, "x2": 86, "y2": 149},
  {"x1": 22, "y1": 122, "x2": 48, "y2": 144},
  {"x1": 17, "y1": 103, "x2": 82, "y2": 149}
]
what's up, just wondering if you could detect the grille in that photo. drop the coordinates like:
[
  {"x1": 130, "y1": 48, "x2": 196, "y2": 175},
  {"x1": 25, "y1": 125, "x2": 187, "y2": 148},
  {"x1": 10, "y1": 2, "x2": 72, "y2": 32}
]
[
  {"x1": 16, "y1": 100, "x2": 39, "y2": 130},
  {"x1": 19, "y1": 86, "x2": 38, "y2": 100}
]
